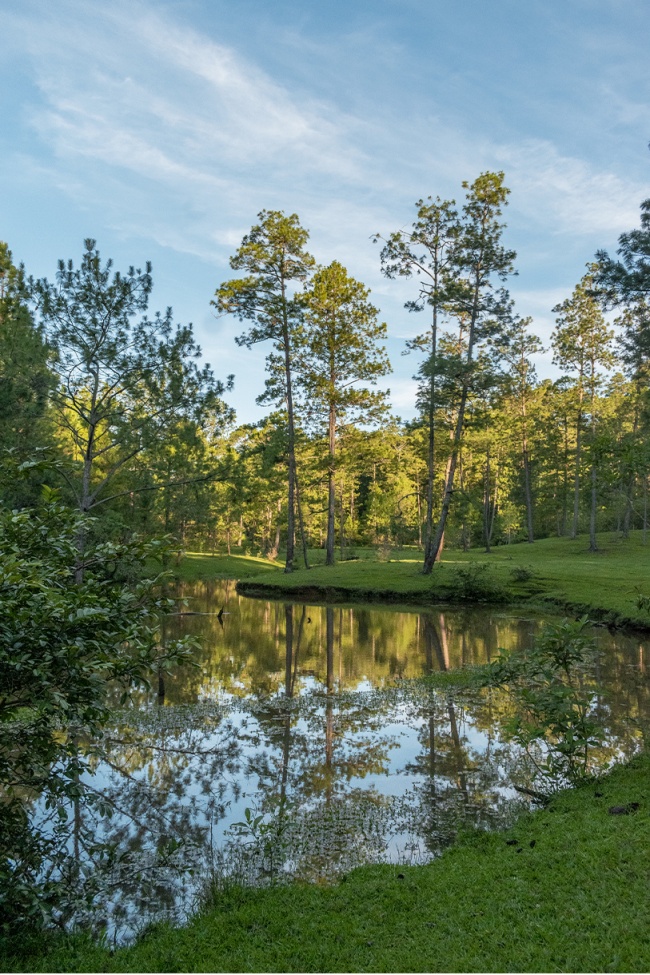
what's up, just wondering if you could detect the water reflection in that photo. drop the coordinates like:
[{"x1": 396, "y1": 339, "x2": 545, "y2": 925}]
[
  {"x1": 163, "y1": 583, "x2": 552, "y2": 701},
  {"x1": 73, "y1": 584, "x2": 649, "y2": 941}
]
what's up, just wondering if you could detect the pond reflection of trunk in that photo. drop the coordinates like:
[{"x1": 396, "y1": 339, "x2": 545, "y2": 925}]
[
  {"x1": 422, "y1": 613, "x2": 450, "y2": 673},
  {"x1": 447, "y1": 698, "x2": 469, "y2": 804},
  {"x1": 422, "y1": 614, "x2": 444, "y2": 792},
  {"x1": 279, "y1": 605, "x2": 295, "y2": 818},
  {"x1": 325, "y1": 607, "x2": 335, "y2": 804},
  {"x1": 279, "y1": 605, "x2": 307, "y2": 817},
  {"x1": 422, "y1": 613, "x2": 469, "y2": 804}
]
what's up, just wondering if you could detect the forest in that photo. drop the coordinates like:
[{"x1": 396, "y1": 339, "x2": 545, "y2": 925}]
[{"x1": 2, "y1": 171, "x2": 649, "y2": 571}]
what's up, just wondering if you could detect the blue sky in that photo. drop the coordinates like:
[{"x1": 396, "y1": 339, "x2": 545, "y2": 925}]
[{"x1": 1, "y1": 0, "x2": 648, "y2": 424}]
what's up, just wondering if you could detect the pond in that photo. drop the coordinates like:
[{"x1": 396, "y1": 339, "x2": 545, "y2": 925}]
[{"x1": 72, "y1": 582, "x2": 650, "y2": 943}]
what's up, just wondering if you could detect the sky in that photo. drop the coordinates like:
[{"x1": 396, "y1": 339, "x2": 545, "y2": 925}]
[{"x1": 1, "y1": 0, "x2": 649, "y2": 425}]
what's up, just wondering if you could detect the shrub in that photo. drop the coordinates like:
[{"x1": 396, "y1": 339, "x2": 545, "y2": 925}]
[
  {"x1": 0, "y1": 492, "x2": 196, "y2": 934},
  {"x1": 447, "y1": 563, "x2": 507, "y2": 603},
  {"x1": 485, "y1": 617, "x2": 605, "y2": 790},
  {"x1": 510, "y1": 565, "x2": 535, "y2": 583}
]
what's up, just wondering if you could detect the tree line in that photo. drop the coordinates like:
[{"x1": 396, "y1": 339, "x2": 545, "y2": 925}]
[
  {"x1": 1, "y1": 165, "x2": 649, "y2": 929},
  {"x1": 1, "y1": 170, "x2": 650, "y2": 571}
]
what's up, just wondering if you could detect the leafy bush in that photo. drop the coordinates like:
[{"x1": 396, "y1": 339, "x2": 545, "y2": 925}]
[
  {"x1": 447, "y1": 563, "x2": 507, "y2": 603},
  {"x1": 485, "y1": 617, "x2": 604, "y2": 790},
  {"x1": 510, "y1": 564, "x2": 535, "y2": 583},
  {"x1": 0, "y1": 492, "x2": 196, "y2": 934},
  {"x1": 635, "y1": 590, "x2": 650, "y2": 611}
]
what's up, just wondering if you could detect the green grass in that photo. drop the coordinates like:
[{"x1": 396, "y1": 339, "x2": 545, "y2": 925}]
[
  {"x1": 179, "y1": 533, "x2": 650, "y2": 628},
  {"x1": 173, "y1": 551, "x2": 282, "y2": 581},
  {"x1": 8, "y1": 753, "x2": 649, "y2": 972}
]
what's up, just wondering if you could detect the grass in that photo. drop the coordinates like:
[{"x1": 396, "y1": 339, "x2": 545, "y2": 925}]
[
  {"x1": 173, "y1": 551, "x2": 282, "y2": 581},
  {"x1": 7, "y1": 752, "x2": 649, "y2": 972},
  {"x1": 176, "y1": 532, "x2": 650, "y2": 629}
]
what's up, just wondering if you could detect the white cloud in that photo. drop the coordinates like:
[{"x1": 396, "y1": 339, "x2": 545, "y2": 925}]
[
  {"x1": 18, "y1": 0, "x2": 368, "y2": 191},
  {"x1": 495, "y1": 139, "x2": 645, "y2": 238},
  {"x1": 12, "y1": 0, "x2": 643, "y2": 277},
  {"x1": 382, "y1": 376, "x2": 418, "y2": 416}
]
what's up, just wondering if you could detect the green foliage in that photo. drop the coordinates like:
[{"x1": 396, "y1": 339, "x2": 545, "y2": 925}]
[
  {"x1": 0, "y1": 492, "x2": 197, "y2": 934},
  {"x1": 227, "y1": 804, "x2": 292, "y2": 882},
  {"x1": 447, "y1": 562, "x2": 507, "y2": 603},
  {"x1": 486, "y1": 617, "x2": 605, "y2": 787},
  {"x1": 0, "y1": 243, "x2": 55, "y2": 505},
  {"x1": 595, "y1": 197, "x2": 650, "y2": 305},
  {"x1": 299, "y1": 261, "x2": 391, "y2": 563},
  {"x1": 510, "y1": 564, "x2": 535, "y2": 582},
  {"x1": 213, "y1": 211, "x2": 315, "y2": 572},
  {"x1": 635, "y1": 589, "x2": 650, "y2": 612},
  {"x1": 30, "y1": 239, "x2": 232, "y2": 519}
]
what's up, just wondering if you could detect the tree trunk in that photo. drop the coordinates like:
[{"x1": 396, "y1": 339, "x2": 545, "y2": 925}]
[
  {"x1": 588, "y1": 387, "x2": 598, "y2": 552},
  {"x1": 622, "y1": 473, "x2": 634, "y2": 537},
  {"x1": 429, "y1": 384, "x2": 470, "y2": 563},
  {"x1": 572, "y1": 383, "x2": 584, "y2": 539},
  {"x1": 523, "y1": 449, "x2": 534, "y2": 542},
  {"x1": 589, "y1": 461, "x2": 598, "y2": 552},
  {"x1": 422, "y1": 306, "x2": 438, "y2": 572},
  {"x1": 267, "y1": 500, "x2": 281, "y2": 561},
  {"x1": 522, "y1": 398, "x2": 534, "y2": 543},
  {"x1": 295, "y1": 469, "x2": 310, "y2": 569},
  {"x1": 561, "y1": 416, "x2": 569, "y2": 536},
  {"x1": 326, "y1": 402, "x2": 336, "y2": 565},
  {"x1": 281, "y1": 282, "x2": 297, "y2": 573},
  {"x1": 428, "y1": 299, "x2": 478, "y2": 565},
  {"x1": 484, "y1": 446, "x2": 491, "y2": 553},
  {"x1": 488, "y1": 451, "x2": 500, "y2": 549}
]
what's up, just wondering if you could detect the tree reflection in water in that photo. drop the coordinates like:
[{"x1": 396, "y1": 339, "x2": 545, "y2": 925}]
[{"x1": 50, "y1": 585, "x2": 649, "y2": 942}]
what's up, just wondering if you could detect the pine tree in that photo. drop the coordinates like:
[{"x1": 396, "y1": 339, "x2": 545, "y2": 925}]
[{"x1": 213, "y1": 212, "x2": 314, "y2": 572}]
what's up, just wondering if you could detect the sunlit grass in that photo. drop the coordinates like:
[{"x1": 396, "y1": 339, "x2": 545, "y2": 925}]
[
  {"x1": 175, "y1": 551, "x2": 282, "y2": 581},
  {"x1": 179, "y1": 532, "x2": 650, "y2": 628},
  {"x1": 10, "y1": 753, "x2": 650, "y2": 972}
]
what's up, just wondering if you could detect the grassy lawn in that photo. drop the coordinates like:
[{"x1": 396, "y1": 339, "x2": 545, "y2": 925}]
[
  {"x1": 9, "y1": 752, "x2": 649, "y2": 973},
  {"x1": 177, "y1": 533, "x2": 650, "y2": 628},
  {"x1": 174, "y1": 551, "x2": 282, "y2": 581}
]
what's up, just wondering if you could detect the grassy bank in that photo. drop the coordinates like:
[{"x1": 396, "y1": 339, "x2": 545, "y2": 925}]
[
  {"x1": 7, "y1": 753, "x2": 649, "y2": 973},
  {"x1": 173, "y1": 551, "x2": 282, "y2": 581},
  {"x1": 178, "y1": 533, "x2": 650, "y2": 629}
]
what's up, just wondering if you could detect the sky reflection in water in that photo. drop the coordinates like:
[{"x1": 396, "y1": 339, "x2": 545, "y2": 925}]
[{"x1": 77, "y1": 582, "x2": 649, "y2": 942}]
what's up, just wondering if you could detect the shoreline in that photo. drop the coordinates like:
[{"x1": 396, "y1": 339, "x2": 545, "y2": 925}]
[
  {"x1": 10, "y1": 752, "x2": 650, "y2": 972},
  {"x1": 235, "y1": 577, "x2": 650, "y2": 634}
]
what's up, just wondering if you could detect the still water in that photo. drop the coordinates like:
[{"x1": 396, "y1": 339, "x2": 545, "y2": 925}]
[{"x1": 80, "y1": 582, "x2": 649, "y2": 941}]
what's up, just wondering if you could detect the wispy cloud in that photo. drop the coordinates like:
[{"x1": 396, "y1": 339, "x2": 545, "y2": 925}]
[
  {"x1": 3, "y1": 0, "x2": 647, "y2": 424},
  {"x1": 16, "y1": 0, "x2": 369, "y2": 196},
  {"x1": 495, "y1": 139, "x2": 645, "y2": 239},
  {"x1": 7, "y1": 0, "x2": 645, "y2": 270}
]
